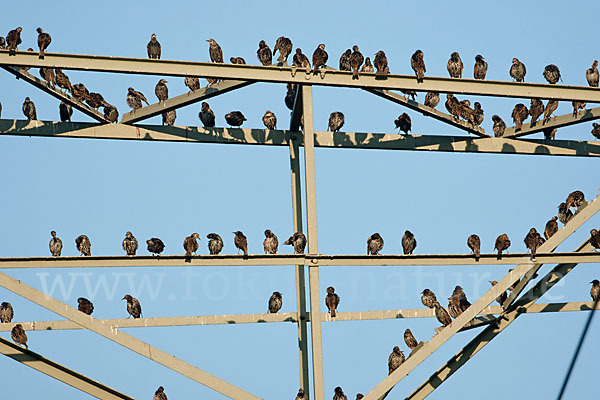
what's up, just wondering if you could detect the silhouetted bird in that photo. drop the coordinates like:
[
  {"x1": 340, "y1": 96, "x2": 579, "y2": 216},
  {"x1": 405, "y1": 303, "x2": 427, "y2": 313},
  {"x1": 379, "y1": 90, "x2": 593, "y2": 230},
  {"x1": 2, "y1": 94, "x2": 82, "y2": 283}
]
[
  {"x1": 467, "y1": 234, "x2": 481, "y2": 261},
  {"x1": 72, "y1": 83, "x2": 89, "y2": 102},
  {"x1": 339, "y1": 49, "x2": 351, "y2": 71},
  {"x1": 77, "y1": 297, "x2": 94, "y2": 315},
  {"x1": 445, "y1": 94, "x2": 462, "y2": 120},
  {"x1": 544, "y1": 100, "x2": 558, "y2": 122},
  {"x1": 296, "y1": 388, "x2": 306, "y2": 400},
  {"x1": 207, "y1": 38, "x2": 223, "y2": 63},
  {"x1": 104, "y1": 105, "x2": 119, "y2": 123},
  {"x1": 121, "y1": 232, "x2": 138, "y2": 256},
  {"x1": 183, "y1": 233, "x2": 200, "y2": 256},
  {"x1": 285, "y1": 83, "x2": 297, "y2": 110},
  {"x1": 146, "y1": 238, "x2": 165, "y2": 255},
  {"x1": 263, "y1": 229, "x2": 279, "y2": 254},
  {"x1": 6, "y1": 27, "x2": 22, "y2": 53},
  {"x1": 257, "y1": 40, "x2": 272, "y2": 66},
  {"x1": 155, "y1": 79, "x2": 168, "y2": 102},
  {"x1": 592, "y1": 123, "x2": 600, "y2": 140},
  {"x1": 36, "y1": 27, "x2": 51, "y2": 58},
  {"x1": 234, "y1": 231, "x2": 248, "y2": 256},
  {"x1": 473, "y1": 55, "x2": 487, "y2": 80},
  {"x1": 122, "y1": 294, "x2": 142, "y2": 318},
  {"x1": 162, "y1": 109, "x2": 176, "y2": 126},
  {"x1": 349, "y1": 45, "x2": 364, "y2": 79},
  {"x1": 199, "y1": 102, "x2": 215, "y2": 127},
  {"x1": 388, "y1": 346, "x2": 405, "y2": 374},
  {"x1": 544, "y1": 216, "x2": 558, "y2": 240},
  {"x1": 374, "y1": 50, "x2": 389, "y2": 77},
  {"x1": 402, "y1": 230, "x2": 417, "y2": 255},
  {"x1": 55, "y1": 69, "x2": 73, "y2": 94},
  {"x1": 586, "y1": 60, "x2": 599, "y2": 87},
  {"x1": 184, "y1": 76, "x2": 200, "y2": 92},
  {"x1": 312, "y1": 44, "x2": 328, "y2": 70},
  {"x1": 39, "y1": 67, "x2": 55, "y2": 88},
  {"x1": 154, "y1": 386, "x2": 167, "y2": 400},
  {"x1": 543, "y1": 64, "x2": 561, "y2": 84},
  {"x1": 472, "y1": 102, "x2": 484, "y2": 126},
  {"x1": 489, "y1": 281, "x2": 507, "y2": 305},
  {"x1": 273, "y1": 36, "x2": 292, "y2": 63},
  {"x1": 126, "y1": 87, "x2": 149, "y2": 111},
  {"x1": 292, "y1": 48, "x2": 311, "y2": 69},
  {"x1": 225, "y1": 111, "x2": 246, "y2": 127},
  {"x1": 421, "y1": 289, "x2": 437, "y2": 308},
  {"x1": 404, "y1": 328, "x2": 418, "y2": 351},
  {"x1": 86, "y1": 92, "x2": 109, "y2": 110},
  {"x1": 411, "y1": 50, "x2": 426, "y2": 81},
  {"x1": 367, "y1": 233, "x2": 384, "y2": 255},
  {"x1": 434, "y1": 302, "x2": 452, "y2": 327},
  {"x1": 565, "y1": 190, "x2": 586, "y2": 211},
  {"x1": 591, "y1": 279, "x2": 600, "y2": 300},
  {"x1": 207, "y1": 233, "x2": 224, "y2": 255},
  {"x1": 543, "y1": 127, "x2": 557, "y2": 140},
  {"x1": 394, "y1": 113, "x2": 412, "y2": 134},
  {"x1": 0, "y1": 302, "x2": 13, "y2": 323},
  {"x1": 361, "y1": 57, "x2": 373, "y2": 73},
  {"x1": 510, "y1": 58, "x2": 526, "y2": 82},
  {"x1": 230, "y1": 57, "x2": 246, "y2": 64},
  {"x1": 22, "y1": 97, "x2": 37, "y2": 120},
  {"x1": 328, "y1": 111, "x2": 345, "y2": 132},
  {"x1": 11, "y1": 324, "x2": 27, "y2": 349},
  {"x1": 268, "y1": 291, "x2": 282, "y2": 313},
  {"x1": 528, "y1": 99, "x2": 544, "y2": 125},
  {"x1": 284, "y1": 232, "x2": 307, "y2": 254},
  {"x1": 524, "y1": 228, "x2": 542, "y2": 260},
  {"x1": 333, "y1": 387, "x2": 347, "y2": 400},
  {"x1": 572, "y1": 101, "x2": 586, "y2": 117},
  {"x1": 424, "y1": 91, "x2": 439, "y2": 108},
  {"x1": 447, "y1": 52, "x2": 463, "y2": 78},
  {"x1": 512, "y1": 103, "x2": 529, "y2": 131},
  {"x1": 59, "y1": 101, "x2": 72, "y2": 122},
  {"x1": 0, "y1": 36, "x2": 5, "y2": 49},
  {"x1": 494, "y1": 233, "x2": 511, "y2": 259},
  {"x1": 591, "y1": 230, "x2": 600, "y2": 251},
  {"x1": 557, "y1": 202, "x2": 573, "y2": 225},
  {"x1": 76, "y1": 235, "x2": 91, "y2": 256},
  {"x1": 263, "y1": 110, "x2": 277, "y2": 129},
  {"x1": 49, "y1": 231, "x2": 62, "y2": 256},
  {"x1": 325, "y1": 286, "x2": 339, "y2": 317},
  {"x1": 355, "y1": 394, "x2": 363, "y2": 400},
  {"x1": 147, "y1": 34, "x2": 161, "y2": 59}
]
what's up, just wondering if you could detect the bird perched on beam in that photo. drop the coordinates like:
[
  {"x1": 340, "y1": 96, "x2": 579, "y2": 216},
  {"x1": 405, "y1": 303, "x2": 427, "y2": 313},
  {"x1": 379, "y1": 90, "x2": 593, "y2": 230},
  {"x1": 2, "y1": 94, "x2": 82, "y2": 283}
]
[
  {"x1": 22, "y1": 97, "x2": 37, "y2": 120},
  {"x1": 162, "y1": 110, "x2": 176, "y2": 126},
  {"x1": 543, "y1": 64, "x2": 562, "y2": 84},
  {"x1": 349, "y1": 45, "x2": 364, "y2": 79},
  {"x1": 76, "y1": 235, "x2": 91, "y2": 256},
  {"x1": 434, "y1": 302, "x2": 452, "y2": 327},
  {"x1": 373, "y1": 50, "x2": 389, "y2": 77},
  {"x1": 122, "y1": 232, "x2": 138, "y2": 256},
  {"x1": 592, "y1": 123, "x2": 600, "y2": 140},
  {"x1": 104, "y1": 105, "x2": 119, "y2": 123},
  {"x1": 184, "y1": 76, "x2": 200, "y2": 92},
  {"x1": 153, "y1": 386, "x2": 167, "y2": 400},
  {"x1": 146, "y1": 238, "x2": 165, "y2": 255},
  {"x1": 77, "y1": 297, "x2": 94, "y2": 315},
  {"x1": 544, "y1": 100, "x2": 558, "y2": 122},
  {"x1": 453, "y1": 285, "x2": 472, "y2": 313},
  {"x1": 199, "y1": 102, "x2": 215, "y2": 127},
  {"x1": 155, "y1": 79, "x2": 169, "y2": 102},
  {"x1": 544, "y1": 216, "x2": 558, "y2": 240},
  {"x1": 494, "y1": 233, "x2": 511, "y2": 259},
  {"x1": 284, "y1": 232, "x2": 307, "y2": 254},
  {"x1": 565, "y1": 190, "x2": 586, "y2": 211},
  {"x1": 543, "y1": 127, "x2": 557, "y2": 140},
  {"x1": 225, "y1": 111, "x2": 246, "y2": 127},
  {"x1": 524, "y1": 228, "x2": 543, "y2": 260},
  {"x1": 0, "y1": 302, "x2": 13, "y2": 323},
  {"x1": 421, "y1": 289, "x2": 438, "y2": 308},
  {"x1": 591, "y1": 279, "x2": 600, "y2": 300},
  {"x1": 55, "y1": 69, "x2": 73, "y2": 94},
  {"x1": 312, "y1": 44, "x2": 328, "y2": 70},
  {"x1": 86, "y1": 92, "x2": 109, "y2": 110},
  {"x1": 472, "y1": 102, "x2": 484, "y2": 126},
  {"x1": 292, "y1": 48, "x2": 311, "y2": 69},
  {"x1": 183, "y1": 233, "x2": 200, "y2": 257},
  {"x1": 273, "y1": 36, "x2": 292, "y2": 64},
  {"x1": 339, "y1": 49, "x2": 351, "y2": 71},
  {"x1": 207, "y1": 38, "x2": 223, "y2": 63},
  {"x1": 333, "y1": 387, "x2": 347, "y2": 400},
  {"x1": 268, "y1": 291, "x2": 282, "y2": 313},
  {"x1": 36, "y1": 27, "x2": 51, "y2": 58},
  {"x1": 527, "y1": 99, "x2": 544, "y2": 125},
  {"x1": 510, "y1": 58, "x2": 526, "y2": 82},
  {"x1": 147, "y1": 34, "x2": 161, "y2": 59},
  {"x1": 233, "y1": 231, "x2": 248, "y2": 256},
  {"x1": 126, "y1": 87, "x2": 149, "y2": 111},
  {"x1": 445, "y1": 94, "x2": 462, "y2": 120},
  {"x1": 394, "y1": 113, "x2": 412, "y2": 134},
  {"x1": 11, "y1": 324, "x2": 27, "y2": 348},
  {"x1": 59, "y1": 101, "x2": 72, "y2": 122},
  {"x1": 591, "y1": 229, "x2": 600, "y2": 251},
  {"x1": 512, "y1": 103, "x2": 529, "y2": 131},
  {"x1": 49, "y1": 231, "x2": 62, "y2": 256},
  {"x1": 402, "y1": 230, "x2": 417, "y2": 255},
  {"x1": 122, "y1": 294, "x2": 142, "y2": 318},
  {"x1": 367, "y1": 233, "x2": 384, "y2": 255},
  {"x1": 467, "y1": 234, "x2": 481, "y2": 261},
  {"x1": 489, "y1": 281, "x2": 507, "y2": 305},
  {"x1": 473, "y1": 55, "x2": 487, "y2": 80},
  {"x1": 572, "y1": 101, "x2": 586, "y2": 117},
  {"x1": 424, "y1": 91, "x2": 439, "y2": 109},
  {"x1": 257, "y1": 40, "x2": 272, "y2": 66},
  {"x1": 447, "y1": 295, "x2": 461, "y2": 319},
  {"x1": 388, "y1": 346, "x2": 405, "y2": 374},
  {"x1": 296, "y1": 389, "x2": 306, "y2": 400},
  {"x1": 361, "y1": 57, "x2": 373, "y2": 73},
  {"x1": 263, "y1": 110, "x2": 277, "y2": 129},
  {"x1": 207, "y1": 233, "x2": 224, "y2": 255},
  {"x1": 72, "y1": 83, "x2": 89, "y2": 102},
  {"x1": 230, "y1": 57, "x2": 246, "y2": 64},
  {"x1": 325, "y1": 286, "x2": 339, "y2": 317},
  {"x1": 411, "y1": 50, "x2": 426, "y2": 81},
  {"x1": 263, "y1": 229, "x2": 279, "y2": 254},
  {"x1": 586, "y1": 60, "x2": 599, "y2": 87},
  {"x1": 6, "y1": 27, "x2": 22, "y2": 54},
  {"x1": 39, "y1": 67, "x2": 55, "y2": 88},
  {"x1": 404, "y1": 328, "x2": 418, "y2": 352},
  {"x1": 0, "y1": 37, "x2": 5, "y2": 49},
  {"x1": 557, "y1": 202, "x2": 573, "y2": 225},
  {"x1": 447, "y1": 52, "x2": 463, "y2": 78},
  {"x1": 285, "y1": 83, "x2": 296, "y2": 110},
  {"x1": 328, "y1": 111, "x2": 345, "y2": 132}
]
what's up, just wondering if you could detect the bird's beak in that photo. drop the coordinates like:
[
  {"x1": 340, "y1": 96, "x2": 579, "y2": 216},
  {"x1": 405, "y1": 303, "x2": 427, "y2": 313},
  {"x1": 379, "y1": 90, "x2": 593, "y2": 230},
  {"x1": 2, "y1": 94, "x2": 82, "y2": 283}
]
[{"x1": 121, "y1": 296, "x2": 126, "y2": 300}]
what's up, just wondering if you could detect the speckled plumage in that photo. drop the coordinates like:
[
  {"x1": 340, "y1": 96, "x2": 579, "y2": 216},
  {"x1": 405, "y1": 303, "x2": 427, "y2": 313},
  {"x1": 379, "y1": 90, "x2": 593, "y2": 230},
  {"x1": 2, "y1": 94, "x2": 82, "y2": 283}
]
[
  {"x1": 49, "y1": 231, "x2": 62, "y2": 256},
  {"x1": 155, "y1": 79, "x2": 168, "y2": 101},
  {"x1": 36, "y1": 27, "x2": 51, "y2": 58},
  {"x1": 268, "y1": 291, "x2": 282, "y2": 313},
  {"x1": 367, "y1": 233, "x2": 384, "y2": 255},
  {"x1": 11, "y1": 324, "x2": 27, "y2": 348},
  {"x1": 524, "y1": 228, "x2": 543, "y2": 260},
  {"x1": 565, "y1": 190, "x2": 586, "y2": 211},
  {"x1": 586, "y1": 60, "x2": 599, "y2": 87},
  {"x1": 312, "y1": 44, "x2": 328, "y2": 70},
  {"x1": 373, "y1": 50, "x2": 389, "y2": 77},
  {"x1": 402, "y1": 230, "x2": 417, "y2": 255},
  {"x1": 273, "y1": 36, "x2": 292, "y2": 63},
  {"x1": 284, "y1": 232, "x2": 307, "y2": 254},
  {"x1": 592, "y1": 123, "x2": 600, "y2": 140},
  {"x1": 557, "y1": 202, "x2": 573, "y2": 225},
  {"x1": 404, "y1": 328, "x2": 418, "y2": 351},
  {"x1": 153, "y1": 386, "x2": 167, "y2": 400},
  {"x1": 147, "y1": 34, "x2": 161, "y2": 59},
  {"x1": 591, "y1": 279, "x2": 600, "y2": 301},
  {"x1": 207, "y1": 39, "x2": 223, "y2": 63},
  {"x1": 77, "y1": 297, "x2": 94, "y2": 315},
  {"x1": 473, "y1": 55, "x2": 487, "y2": 80},
  {"x1": 22, "y1": 97, "x2": 37, "y2": 120},
  {"x1": 104, "y1": 105, "x2": 119, "y2": 123},
  {"x1": 126, "y1": 87, "x2": 149, "y2": 111},
  {"x1": 445, "y1": 94, "x2": 462, "y2": 120},
  {"x1": 349, "y1": 45, "x2": 364, "y2": 79},
  {"x1": 146, "y1": 238, "x2": 165, "y2": 255},
  {"x1": 361, "y1": 57, "x2": 373, "y2": 73},
  {"x1": 72, "y1": 83, "x2": 89, "y2": 102},
  {"x1": 86, "y1": 92, "x2": 109, "y2": 110},
  {"x1": 325, "y1": 286, "x2": 339, "y2": 317},
  {"x1": 328, "y1": 111, "x2": 345, "y2": 132},
  {"x1": 543, "y1": 64, "x2": 561, "y2": 84},
  {"x1": 6, "y1": 27, "x2": 22, "y2": 52},
  {"x1": 572, "y1": 101, "x2": 586, "y2": 117},
  {"x1": 55, "y1": 69, "x2": 73, "y2": 94},
  {"x1": 292, "y1": 48, "x2": 310, "y2": 69},
  {"x1": 257, "y1": 40, "x2": 272, "y2": 66},
  {"x1": 512, "y1": 103, "x2": 529, "y2": 131},
  {"x1": 76, "y1": 235, "x2": 91, "y2": 256},
  {"x1": 122, "y1": 294, "x2": 142, "y2": 318},
  {"x1": 339, "y1": 49, "x2": 351, "y2": 71},
  {"x1": 544, "y1": 99, "x2": 559, "y2": 122},
  {"x1": 162, "y1": 109, "x2": 176, "y2": 126},
  {"x1": 333, "y1": 387, "x2": 347, "y2": 400},
  {"x1": 39, "y1": 67, "x2": 55, "y2": 88},
  {"x1": 183, "y1": 233, "x2": 200, "y2": 256},
  {"x1": 263, "y1": 110, "x2": 277, "y2": 129},
  {"x1": 591, "y1": 231, "x2": 600, "y2": 252},
  {"x1": 122, "y1": 232, "x2": 138, "y2": 255},
  {"x1": 388, "y1": 346, "x2": 405, "y2": 374},
  {"x1": 447, "y1": 52, "x2": 463, "y2": 78},
  {"x1": 394, "y1": 113, "x2": 411, "y2": 134},
  {"x1": 185, "y1": 76, "x2": 200, "y2": 92},
  {"x1": 421, "y1": 289, "x2": 437, "y2": 308},
  {"x1": 434, "y1": 302, "x2": 452, "y2": 327},
  {"x1": 411, "y1": 50, "x2": 426, "y2": 81},
  {"x1": 0, "y1": 302, "x2": 14, "y2": 323},
  {"x1": 510, "y1": 58, "x2": 526, "y2": 82},
  {"x1": 424, "y1": 91, "x2": 439, "y2": 108},
  {"x1": 528, "y1": 99, "x2": 544, "y2": 124},
  {"x1": 263, "y1": 229, "x2": 279, "y2": 254},
  {"x1": 207, "y1": 233, "x2": 224, "y2": 255}
]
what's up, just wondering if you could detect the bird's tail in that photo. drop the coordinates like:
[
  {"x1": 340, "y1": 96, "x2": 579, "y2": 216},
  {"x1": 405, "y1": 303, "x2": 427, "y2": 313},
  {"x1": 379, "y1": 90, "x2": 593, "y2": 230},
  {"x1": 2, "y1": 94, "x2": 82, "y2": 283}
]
[
  {"x1": 330, "y1": 309, "x2": 336, "y2": 318},
  {"x1": 244, "y1": 248, "x2": 248, "y2": 257},
  {"x1": 475, "y1": 249, "x2": 480, "y2": 262},
  {"x1": 277, "y1": 54, "x2": 284, "y2": 63},
  {"x1": 418, "y1": 70, "x2": 424, "y2": 81},
  {"x1": 497, "y1": 248, "x2": 502, "y2": 260},
  {"x1": 352, "y1": 66, "x2": 359, "y2": 79},
  {"x1": 39, "y1": 49, "x2": 44, "y2": 59},
  {"x1": 515, "y1": 119, "x2": 521, "y2": 131}
]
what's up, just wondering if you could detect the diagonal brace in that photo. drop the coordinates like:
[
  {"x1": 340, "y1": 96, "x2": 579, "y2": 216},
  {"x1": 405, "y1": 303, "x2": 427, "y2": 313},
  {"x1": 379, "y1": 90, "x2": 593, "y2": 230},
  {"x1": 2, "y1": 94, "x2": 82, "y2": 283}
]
[{"x1": 503, "y1": 106, "x2": 600, "y2": 138}]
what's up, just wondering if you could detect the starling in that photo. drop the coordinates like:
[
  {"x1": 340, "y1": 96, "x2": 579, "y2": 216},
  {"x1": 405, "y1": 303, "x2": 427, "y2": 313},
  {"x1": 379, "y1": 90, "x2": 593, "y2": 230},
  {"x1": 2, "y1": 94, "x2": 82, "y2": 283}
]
[
  {"x1": 544, "y1": 216, "x2": 558, "y2": 240},
  {"x1": 495, "y1": 233, "x2": 511, "y2": 259},
  {"x1": 472, "y1": 102, "x2": 484, "y2": 126},
  {"x1": 230, "y1": 57, "x2": 246, "y2": 64},
  {"x1": 11, "y1": 324, "x2": 27, "y2": 349},
  {"x1": 162, "y1": 109, "x2": 176, "y2": 126},
  {"x1": 49, "y1": 231, "x2": 62, "y2": 256},
  {"x1": 510, "y1": 58, "x2": 526, "y2": 82},
  {"x1": 72, "y1": 83, "x2": 89, "y2": 102},
  {"x1": 147, "y1": 34, "x2": 161, "y2": 59},
  {"x1": 184, "y1": 76, "x2": 200, "y2": 92},
  {"x1": 373, "y1": 50, "x2": 389, "y2": 77},
  {"x1": 207, "y1": 39, "x2": 223, "y2": 63},
  {"x1": 268, "y1": 291, "x2": 283, "y2": 313},
  {"x1": 122, "y1": 294, "x2": 142, "y2": 318},
  {"x1": 543, "y1": 127, "x2": 557, "y2": 140},
  {"x1": 524, "y1": 228, "x2": 542, "y2": 260},
  {"x1": 104, "y1": 105, "x2": 119, "y2": 123},
  {"x1": 199, "y1": 102, "x2": 215, "y2": 127},
  {"x1": 273, "y1": 36, "x2": 292, "y2": 63},
  {"x1": 447, "y1": 52, "x2": 463, "y2": 78},
  {"x1": 421, "y1": 289, "x2": 438, "y2": 308},
  {"x1": 126, "y1": 87, "x2": 149, "y2": 111},
  {"x1": 543, "y1": 64, "x2": 561, "y2": 84},
  {"x1": 0, "y1": 36, "x2": 5, "y2": 49},
  {"x1": 154, "y1": 386, "x2": 167, "y2": 400},
  {"x1": 572, "y1": 101, "x2": 586, "y2": 117},
  {"x1": 233, "y1": 231, "x2": 248, "y2": 256},
  {"x1": 447, "y1": 295, "x2": 461, "y2": 319},
  {"x1": 86, "y1": 92, "x2": 109, "y2": 110},
  {"x1": 325, "y1": 286, "x2": 339, "y2": 317},
  {"x1": 59, "y1": 101, "x2": 72, "y2": 122},
  {"x1": 333, "y1": 387, "x2": 347, "y2": 400},
  {"x1": 401, "y1": 89, "x2": 417, "y2": 101},
  {"x1": 257, "y1": 40, "x2": 273, "y2": 66},
  {"x1": 285, "y1": 83, "x2": 297, "y2": 110},
  {"x1": 6, "y1": 27, "x2": 22, "y2": 53},
  {"x1": 434, "y1": 302, "x2": 452, "y2": 327},
  {"x1": 591, "y1": 230, "x2": 600, "y2": 251},
  {"x1": 263, "y1": 229, "x2": 279, "y2": 254},
  {"x1": 453, "y1": 285, "x2": 472, "y2": 312},
  {"x1": 312, "y1": 44, "x2": 328, "y2": 70},
  {"x1": 328, "y1": 111, "x2": 345, "y2": 132},
  {"x1": 557, "y1": 202, "x2": 574, "y2": 225},
  {"x1": 292, "y1": 48, "x2": 311, "y2": 69},
  {"x1": 592, "y1": 123, "x2": 600, "y2": 140},
  {"x1": 565, "y1": 190, "x2": 586, "y2": 211},
  {"x1": 411, "y1": 50, "x2": 426, "y2": 81},
  {"x1": 489, "y1": 281, "x2": 507, "y2": 305},
  {"x1": 284, "y1": 232, "x2": 307, "y2": 254},
  {"x1": 356, "y1": 395, "x2": 364, "y2": 400},
  {"x1": 39, "y1": 67, "x2": 55, "y2": 88},
  {"x1": 424, "y1": 91, "x2": 439, "y2": 108},
  {"x1": 528, "y1": 98, "x2": 544, "y2": 125},
  {"x1": 55, "y1": 69, "x2": 73, "y2": 94},
  {"x1": 586, "y1": 60, "x2": 599, "y2": 87},
  {"x1": 76, "y1": 235, "x2": 91, "y2": 256},
  {"x1": 512, "y1": 103, "x2": 529, "y2": 131},
  {"x1": 349, "y1": 45, "x2": 364, "y2": 79},
  {"x1": 402, "y1": 230, "x2": 417, "y2": 255},
  {"x1": 183, "y1": 233, "x2": 200, "y2": 256},
  {"x1": 404, "y1": 328, "x2": 418, "y2": 351},
  {"x1": 155, "y1": 79, "x2": 169, "y2": 102},
  {"x1": 394, "y1": 113, "x2": 412, "y2": 134},
  {"x1": 361, "y1": 57, "x2": 373, "y2": 73},
  {"x1": 296, "y1": 389, "x2": 306, "y2": 400},
  {"x1": 146, "y1": 238, "x2": 165, "y2": 255},
  {"x1": 388, "y1": 346, "x2": 405, "y2": 375},
  {"x1": 22, "y1": 97, "x2": 37, "y2": 120},
  {"x1": 445, "y1": 94, "x2": 462, "y2": 120},
  {"x1": 122, "y1": 231, "x2": 138, "y2": 255},
  {"x1": 467, "y1": 234, "x2": 481, "y2": 261},
  {"x1": 225, "y1": 111, "x2": 246, "y2": 127},
  {"x1": 339, "y1": 48, "x2": 352, "y2": 71},
  {"x1": 459, "y1": 99, "x2": 475, "y2": 124},
  {"x1": 0, "y1": 302, "x2": 14, "y2": 323},
  {"x1": 77, "y1": 297, "x2": 94, "y2": 315},
  {"x1": 473, "y1": 55, "x2": 487, "y2": 80},
  {"x1": 207, "y1": 233, "x2": 224, "y2": 255},
  {"x1": 36, "y1": 27, "x2": 51, "y2": 58},
  {"x1": 263, "y1": 110, "x2": 277, "y2": 129},
  {"x1": 367, "y1": 233, "x2": 384, "y2": 255},
  {"x1": 591, "y1": 279, "x2": 600, "y2": 301}
]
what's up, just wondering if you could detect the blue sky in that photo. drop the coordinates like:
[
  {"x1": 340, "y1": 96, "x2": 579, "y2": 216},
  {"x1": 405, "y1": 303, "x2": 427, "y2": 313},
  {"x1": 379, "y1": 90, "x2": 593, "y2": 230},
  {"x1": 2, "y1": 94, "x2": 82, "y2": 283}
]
[{"x1": 0, "y1": 1, "x2": 599, "y2": 399}]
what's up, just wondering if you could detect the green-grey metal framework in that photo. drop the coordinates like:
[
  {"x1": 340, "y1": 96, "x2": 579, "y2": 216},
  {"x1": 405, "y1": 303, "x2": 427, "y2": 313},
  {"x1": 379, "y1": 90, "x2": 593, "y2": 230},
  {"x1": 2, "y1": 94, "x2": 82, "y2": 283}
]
[{"x1": 0, "y1": 49, "x2": 599, "y2": 400}]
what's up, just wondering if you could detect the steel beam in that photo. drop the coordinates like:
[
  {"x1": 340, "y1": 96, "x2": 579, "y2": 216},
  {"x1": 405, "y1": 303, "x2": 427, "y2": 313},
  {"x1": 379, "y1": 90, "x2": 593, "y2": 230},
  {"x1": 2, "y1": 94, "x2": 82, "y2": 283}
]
[
  {"x1": 405, "y1": 239, "x2": 592, "y2": 400},
  {"x1": 0, "y1": 271, "x2": 261, "y2": 400},
  {"x1": 120, "y1": 80, "x2": 253, "y2": 124},
  {"x1": 366, "y1": 89, "x2": 488, "y2": 137},
  {"x1": 1, "y1": 66, "x2": 110, "y2": 123},
  {"x1": 0, "y1": 337, "x2": 135, "y2": 400},
  {"x1": 504, "y1": 106, "x2": 600, "y2": 138},
  {"x1": 2, "y1": 51, "x2": 600, "y2": 102}
]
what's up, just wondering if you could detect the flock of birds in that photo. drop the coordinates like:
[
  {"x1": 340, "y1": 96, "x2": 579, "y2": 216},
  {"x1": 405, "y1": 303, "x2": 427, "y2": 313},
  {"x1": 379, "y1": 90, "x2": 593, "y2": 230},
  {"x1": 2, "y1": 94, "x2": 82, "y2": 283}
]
[{"x1": 3, "y1": 27, "x2": 600, "y2": 140}]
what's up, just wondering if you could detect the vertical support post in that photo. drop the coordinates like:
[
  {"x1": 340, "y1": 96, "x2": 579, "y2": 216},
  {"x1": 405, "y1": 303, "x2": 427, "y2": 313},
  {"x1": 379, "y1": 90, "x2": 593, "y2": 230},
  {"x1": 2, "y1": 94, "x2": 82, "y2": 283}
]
[
  {"x1": 301, "y1": 84, "x2": 324, "y2": 400},
  {"x1": 289, "y1": 85, "x2": 310, "y2": 393}
]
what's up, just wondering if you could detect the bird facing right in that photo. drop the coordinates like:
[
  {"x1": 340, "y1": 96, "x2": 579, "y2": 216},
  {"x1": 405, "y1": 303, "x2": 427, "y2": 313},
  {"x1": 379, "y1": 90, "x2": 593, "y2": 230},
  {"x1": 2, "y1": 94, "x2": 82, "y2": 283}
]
[
  {"x1": 424, "y1": 91, "x2": 439, "y2": 109},
  {"x1": 590, "y1": 229, "x2": 600, "y2": 251},
  {"x1": 199, "y1": 102, "x2": 216, "y2": 127},
  {"x1": 557, "y1": 202, "x2": 573, "y2": 225},
  {"x1": 183, "y1": 233, "x2": 200, "y2": 257},
  {"x1": 591, "y1": 279, "x2": 600, "y2": 301},
  {"x1": 489, "y1": 280, "x2": 507, "y2": 305},
  {"x1": 524, "y1": 228, "x2": 543, "y2": 260},
  {"x1": 473, "y1": 55, "x2": 487, "y2": 80},
  {"x1": 77, "y1": 297, "x2": 94, "y2": 315},
  {"x1": 529, "y1": 99, "x2": 544, "y2": 124},
  {"x1": 233, "y1": 231, "x2": 248, "y2": 256},
  {"x1": 421, "y1": 289, "x2": 438, "y2": 308},
  {"x1": 257, "y1": 40, "x2": 273, "y2": 66},
  {"x1": 312, "y1": 44, "x2": 328, "y2": 70},
  {"x1": 586, "y1": 60, "x2": 599, "y2": 87},
  {"x1": 411, "y1": 50, "x2": 426, "y2": 81},
  {"x1": 544, "y1": 216, "x2": 558, "y2": 240},
  {"x1": 325, "y1": 286, "x2": 340, "y2": 317},
  {"x1": 22, "y1": 97, "x2": 37, "y2": 120},
  {"x1": 36, "y1": 27, "x2": 51, "y2": 58},
  {"x1": 155, "y1": 79, "x2": 168, "y2": 102},
  {"x1": 512, "y1": 103, "x2": 529, "y2": 131},
  {"x1": 284, "y1": 232, "x2": 307, "y2": 254}
]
